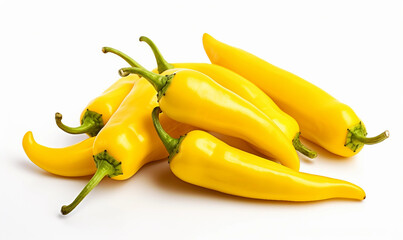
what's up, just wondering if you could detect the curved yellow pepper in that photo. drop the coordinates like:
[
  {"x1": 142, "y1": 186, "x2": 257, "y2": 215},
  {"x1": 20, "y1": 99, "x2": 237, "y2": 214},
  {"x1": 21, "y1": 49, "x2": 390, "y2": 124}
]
[
  {"x1": 119, "y1": 66, "x2": 300, "y2": 171},
  {"x1": 60, "y1": 75, "x2": 195, "y2": 215},
  {"x1": 139, "y1": 36, "x2": 316, "y2": 158},
  {"x1": 55, "y1": 47, "x2": 143, "y2": 136},
  {"x1": 22, "y1": 132, "x2": 96, "y2": 177},
  {"x1": 152, "y1": 107, "x2": 366, "y2": 201},
  {"x1": 23, "y1": 130, "x2": 262, "y2": 179},
  {"x1": 203, "y1": 33, "x2": 389, "y2": 157}
]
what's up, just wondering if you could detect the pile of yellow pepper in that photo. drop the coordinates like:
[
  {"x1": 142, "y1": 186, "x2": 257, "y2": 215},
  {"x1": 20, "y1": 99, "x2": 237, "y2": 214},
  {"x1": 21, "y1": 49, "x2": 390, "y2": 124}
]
[{"x1": 22, "y1": 34, "x2": 389, "y2": 215}]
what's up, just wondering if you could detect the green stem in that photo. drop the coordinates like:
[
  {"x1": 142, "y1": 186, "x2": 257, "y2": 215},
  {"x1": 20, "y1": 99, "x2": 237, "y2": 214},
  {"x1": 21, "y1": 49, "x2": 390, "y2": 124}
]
[
  {"x1": 345, "y1": 122, "x2": 389, "y2": 152},
  {"x1": 151, "y1": 107, "x2": 183, "y2": 161},
  {"x1": 61, "y1": 161, "x2": 112, "y2": 215},
  {"x1": 352, "y1": 130, "x2": 390, "y2": 145},
  {"x1": 61, "y1": 151, "x2": 122, "y2": 215},
  {"x1": 119, "y1": 67, "x2": 170, "y2": 92},
  {"x1": 102, "y1": 47, "x2": 146, "y2": 69},
  {"x1": 139, "y1": 36, "x2": 174, "y2": 73},
  {"x1": 292, "y1": 132, "x2": 317, "y2": 159},
  {"x1": 55, "y1": 109, "x2": 104, "y2": 137}
]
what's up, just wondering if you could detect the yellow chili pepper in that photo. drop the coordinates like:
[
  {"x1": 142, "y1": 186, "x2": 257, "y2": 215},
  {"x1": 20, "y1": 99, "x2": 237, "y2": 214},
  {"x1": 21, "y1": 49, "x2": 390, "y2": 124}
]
[
  {"x1": 152, "y1": 107, "x2": 366, "y2": 201},
  {"x1": 203, "y1": 33, "x2": 389, "y2": 157},
  {"x1": 22, "y1": 130, "x2": 261, "y2": 179},
  {"x1": 55, "y1": 47, "x2": 143, "y2": 136},
  {"x1": 118, "y1": 65, "x2": 300, "y2": 171},
  {"x1": 139, "y1": 36, "x2": 316, "y2": 158},
  {"x1": 60, "y1": 71, "x2": 195, "y2": 215},
  {"x1": 23, "y1": 132, "x2": 263, "y2": 180},
  {"x1": 22, "y1": 132, "x2": 96, "y2": 177}
]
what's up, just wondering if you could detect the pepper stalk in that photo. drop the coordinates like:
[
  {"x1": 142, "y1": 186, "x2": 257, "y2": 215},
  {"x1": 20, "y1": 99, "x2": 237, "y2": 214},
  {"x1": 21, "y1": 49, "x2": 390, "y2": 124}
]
[
  {"x1": 119, "y1": 67, "x2": 175, "y2": 101},
  {"x1": 151, "y1": 107, "x2": 184, "y2": 162},
  {"x1": 55, "y1": 110, "x2": 103, "y2": 137},
  {"x1": 61, "y1": 150, "x2": 122, "y2": 215},
  {"x1": 139, "y1": 36, "x2": 174, "y2": 74},
  {"x1": 345, "y1": 122, "x2": 390, "y2": 152}
]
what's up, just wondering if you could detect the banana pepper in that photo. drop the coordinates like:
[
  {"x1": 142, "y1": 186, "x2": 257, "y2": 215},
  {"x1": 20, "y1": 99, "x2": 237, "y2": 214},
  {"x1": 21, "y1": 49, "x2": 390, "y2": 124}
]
[
  {"x1": 22, "y1": 132, "x2": 96, "y2": 177},
  {"x1": 139, "y1": 36, "x2": 316, "y2": 158},
  {"x1": 55, "y1": 48, "x2": 143, "y2": 136},
  {"x1": 152, "y1": 107, "x2": 365, "y2": 201},
  {"x1": 118, "y1": 64, "x2": 300, "y2": 171},
  {"x1": 22, "y1": 130, "x2": 263, "y2": 179},
  {"x1": 60, "y1": 73, "x2": 195, "y2": 215},
  {"x1": 203, "y1": 33, "x2": 389, "y2": 157}
]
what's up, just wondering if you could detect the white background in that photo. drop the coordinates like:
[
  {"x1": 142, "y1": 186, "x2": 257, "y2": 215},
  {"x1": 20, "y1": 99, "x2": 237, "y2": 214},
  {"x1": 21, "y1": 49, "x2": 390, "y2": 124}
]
[{"x1": 1, "y1": 0, "x2": 402, "y2": 239}]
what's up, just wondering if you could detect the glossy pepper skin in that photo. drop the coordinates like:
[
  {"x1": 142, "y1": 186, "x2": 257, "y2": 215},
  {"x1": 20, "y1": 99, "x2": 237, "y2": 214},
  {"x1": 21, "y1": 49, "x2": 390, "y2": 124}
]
[
  {"x1": 22, "y1": 132, "x2": 96, "y2": 177},
  {"x1": 60, "y1": 75, "x2": 195, "y2": 215},
  {"x1": 23, "y1": 131, "x2": 263, "y2": 179},
  {"x1": 92, "y1": 78, "x2": 193, "y2": 180},
  {"x1": 152, "y1": 107, "x2": 366, "y2": 201},
  {"x1": 55, "y1": 47, "x2": 143, "y2": 137},
  {"x1": 139, "y1": 36, "x2": 315, "y2": 158},
  {"x1": 118, "y1": 66, "x2": 300, "y2": 171},
  {"x1": 203, "y1": 33, "x2": 389, "y2": 157}
]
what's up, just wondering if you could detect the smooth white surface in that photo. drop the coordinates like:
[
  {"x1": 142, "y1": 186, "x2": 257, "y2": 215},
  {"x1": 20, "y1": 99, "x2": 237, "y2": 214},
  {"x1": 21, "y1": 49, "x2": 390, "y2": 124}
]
[{"x1": 1, "y1": 0, "x2": 402, "y2": 239}]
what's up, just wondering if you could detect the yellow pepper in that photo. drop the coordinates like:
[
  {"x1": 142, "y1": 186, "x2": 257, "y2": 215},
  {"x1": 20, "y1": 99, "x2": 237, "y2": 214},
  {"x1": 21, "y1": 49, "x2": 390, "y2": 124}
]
[
  {"x1": 22, "y1": 130, "x2": 262, "y2": 179},
  {"x1": 139, "y1": 36, "x2": 316, "y2": 158},
  {"x1": 118, "y1": 65, "x2": 300, "y2": 171},
  {"x1": 152, "y1": 107, "x2": 366, "y2": 201},
  {"x1": 55, "y1": 47, "x2": 143, "y2": 136},
  {"x1": 60, "y1": 74, "x2": 195, "y2": 215},
  {"x1": 22, "y1": 132, "x2": 96, "y2": 177},
  {"x1": 23, "y1": 132, "x2": 263, "y2": 180},
  {"x1": 203, "y1": 33, "x2": 389, "y2": 157}
]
